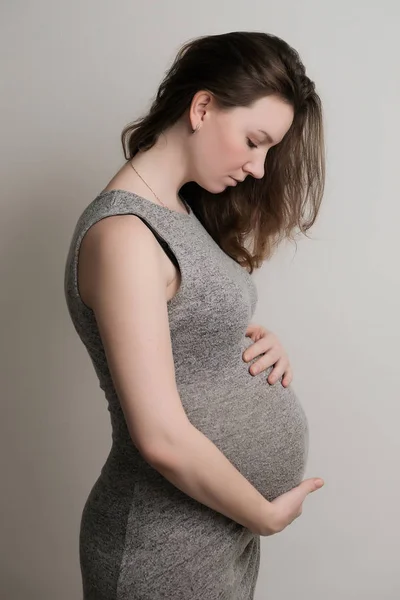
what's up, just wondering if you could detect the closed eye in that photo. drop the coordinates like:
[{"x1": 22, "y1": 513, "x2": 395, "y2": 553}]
[{"x1": 247, "y1": 138, "x2": 258, "y2": 149}]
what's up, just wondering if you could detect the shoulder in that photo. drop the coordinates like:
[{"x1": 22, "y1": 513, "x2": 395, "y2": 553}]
[
  {"x1": 78, "y1": 214, "x2": 168, "y2": 309},
  {"x1": 81, "y1": 212, "x2": 167, "y2": 261}
]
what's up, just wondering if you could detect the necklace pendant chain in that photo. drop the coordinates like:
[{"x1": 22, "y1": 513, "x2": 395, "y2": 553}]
[{"x1": 129, "y1": 161, "x2": 168, "y2": 208}]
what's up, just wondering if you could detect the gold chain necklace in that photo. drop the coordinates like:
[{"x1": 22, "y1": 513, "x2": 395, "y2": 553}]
[
  {"x1": 129, "y1": 161, "x2": 167, "y2": 208},
  {"x1": 129, "y1": 161, "x2": 189, "y2": 214}
]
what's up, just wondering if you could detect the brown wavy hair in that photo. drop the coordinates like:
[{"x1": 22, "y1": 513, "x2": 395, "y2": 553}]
[{"x1": 121, "y1": 31, "x2": 325, "y2": 273}]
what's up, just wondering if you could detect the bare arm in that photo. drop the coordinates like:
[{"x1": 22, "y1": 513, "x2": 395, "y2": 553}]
[
  {"x1": 78, "y1": 214, "x2": 274, "y2": 535},
  {"x1": 150, "y1": 420, "x2": 274, "y2": 534}
]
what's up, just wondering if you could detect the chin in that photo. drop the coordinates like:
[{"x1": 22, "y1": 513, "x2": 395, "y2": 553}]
[
  {"x1": 206, "y1": 182, "x2": 229, "y2": 194},
  {"x1": 194, "y1": 175, "x2": 228, "y2": 194}
]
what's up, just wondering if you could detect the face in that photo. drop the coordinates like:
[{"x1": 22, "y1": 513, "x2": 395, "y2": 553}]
[{"x1": 189, "y1": 93, "x2": 294, "y2": 192}]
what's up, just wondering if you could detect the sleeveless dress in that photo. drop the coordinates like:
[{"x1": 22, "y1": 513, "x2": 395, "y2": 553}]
[{"x1": 64, "y1": 189, "x2": 309, "y2": 600}]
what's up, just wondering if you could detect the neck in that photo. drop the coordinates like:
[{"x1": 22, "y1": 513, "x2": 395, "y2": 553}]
[{"x1": 128, "y1": 122, "x2": 194, "y2": 203}]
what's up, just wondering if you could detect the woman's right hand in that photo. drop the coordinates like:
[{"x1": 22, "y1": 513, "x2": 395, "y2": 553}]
[{"x1": 261, "y1": 477, "x2": 325, "y2": 536}]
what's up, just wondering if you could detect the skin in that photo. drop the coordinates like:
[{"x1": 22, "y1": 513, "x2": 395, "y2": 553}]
[
  {"x1": 106, "y1": 91, "x2": 294, "y2": 209},
  {"x1": 244, "y1": 323, "x2": 293, "y2": 387},
  {"x1": 88, "y1": 94, "x2": 325, "y2": 524},
  {"x1": 102, "y1": 92, "x2": 295, "y2": 385},
  {"x1": 186, "y1": 91, "x2": 294, "y2": 191}
]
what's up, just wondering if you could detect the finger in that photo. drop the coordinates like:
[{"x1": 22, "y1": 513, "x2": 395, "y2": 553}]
[
  {"x1": 249, "y1": 350, "x2": 279, "y2": 375},
  {"x1": 243, "y1": 340, "x2": 274, "y2": 363},
  {"x1": 302, "y1": 478, "x2": 325, "y2": 495},
  {"x1": 244, "y1": 324, "x2": 265, "y2": 340},
  {"x1": 281, "y1": 368, "x2": 293, "y2": 387},
  {"x1": 267, "y1": 358, "x2": 287, "y2": 384}
]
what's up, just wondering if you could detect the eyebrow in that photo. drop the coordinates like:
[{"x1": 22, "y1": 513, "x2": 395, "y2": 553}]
[{"x1": 258, "y1": 129, "x2": 276, "y2": 144}]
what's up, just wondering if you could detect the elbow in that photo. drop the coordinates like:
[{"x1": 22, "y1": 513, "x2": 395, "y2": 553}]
[
  {"x1": 141, "y1": 423, "x2": 191, "y2": 469},
  {"x1": 142, "y1": 441, "x2": 178, "y2": 470}
]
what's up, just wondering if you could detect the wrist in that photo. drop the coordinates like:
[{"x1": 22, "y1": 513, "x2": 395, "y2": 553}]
[{"x1": 257, "y1": 499, "x2": 278, "y2": 536}]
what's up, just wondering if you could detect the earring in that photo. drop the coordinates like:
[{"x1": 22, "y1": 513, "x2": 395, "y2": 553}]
[{"x1": 192, "y1": 123, "x2": 201, "y2": 134}]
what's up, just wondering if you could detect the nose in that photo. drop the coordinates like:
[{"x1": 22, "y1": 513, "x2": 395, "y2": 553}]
[{"x1": 243, "y1": 158, "x2": 265, "y2": 180}]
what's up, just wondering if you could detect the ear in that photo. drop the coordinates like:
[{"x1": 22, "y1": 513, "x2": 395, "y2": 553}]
[{"x1": 189, "y1": 90, "x2": 214, "y2": 130}]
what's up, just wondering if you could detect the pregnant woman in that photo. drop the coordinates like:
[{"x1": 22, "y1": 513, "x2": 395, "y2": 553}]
[{"x1": 64, "y1": 30, "x2": 325, "y2": 600}]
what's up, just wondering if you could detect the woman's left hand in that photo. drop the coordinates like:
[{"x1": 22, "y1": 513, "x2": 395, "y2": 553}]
[{"x1": 243, "y1": 323, "x2": 293, "y2": 387}]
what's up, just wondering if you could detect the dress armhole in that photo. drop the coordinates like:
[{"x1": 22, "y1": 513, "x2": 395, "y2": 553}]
[{"x1": 132, "y1": 215, "x2": 180, "y2": 269}]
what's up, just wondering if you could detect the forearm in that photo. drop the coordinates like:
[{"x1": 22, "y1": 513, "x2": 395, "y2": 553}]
[{"x1": 148, "y1": 422, "x2": 273, "y2": 535}]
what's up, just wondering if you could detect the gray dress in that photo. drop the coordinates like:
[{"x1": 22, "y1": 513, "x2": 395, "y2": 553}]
[{"x1": 64, "y1": 189, "x2": 309, "y2": 600}]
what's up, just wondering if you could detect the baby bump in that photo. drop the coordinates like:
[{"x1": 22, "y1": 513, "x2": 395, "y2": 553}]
[{"x1": 180, "y1": 365, "x2": 309, "y2": 503}]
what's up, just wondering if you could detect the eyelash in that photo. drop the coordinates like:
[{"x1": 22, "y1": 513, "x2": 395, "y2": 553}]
[{"x1": 247, "y1": 138, "x2": 258, "y2": 149}]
